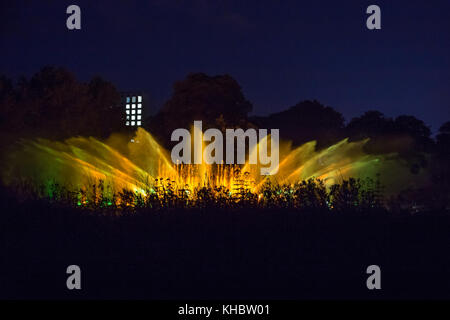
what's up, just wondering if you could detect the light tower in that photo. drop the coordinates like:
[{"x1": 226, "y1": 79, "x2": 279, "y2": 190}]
[{"x1": 121, "y1": 92, "x2": 145, "y2": 128}]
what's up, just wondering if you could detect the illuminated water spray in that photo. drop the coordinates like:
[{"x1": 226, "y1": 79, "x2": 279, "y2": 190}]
[{"x1": 1, "y1": 127, "x2": 419, "y2": 204}]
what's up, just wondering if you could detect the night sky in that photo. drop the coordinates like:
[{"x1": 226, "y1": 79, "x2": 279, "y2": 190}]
[{"x1": 1, "y1": 0, "x2": 449, "y2": 132}]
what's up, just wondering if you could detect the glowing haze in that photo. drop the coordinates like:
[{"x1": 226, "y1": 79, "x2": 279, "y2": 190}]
[{"x1": 1, "y1": 127, "x2": 424, "y2": 201}]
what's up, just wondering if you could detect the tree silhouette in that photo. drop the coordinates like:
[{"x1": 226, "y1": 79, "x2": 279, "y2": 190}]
[
  {"x1": 346, "y1": 111, "x2": 433, "y2": 174},
  {"x1": 250, "y1": 100, "x2": 345, "y2": 149},
  {"x1": 393, "y1": 115, "x2": 434, "y2": 153},
  {"x1": 0, "y1": 75, "x2": 14, "y2": 129},
  {"x1": 437, "y1": 121, "x2": 450, "y2": 157},
  {"x1": 346, "y1": 111, "x2": 394, "y2": 141},
  {"x1": 148, "y1": 72, "x2": 253, "y2": 145},
  {"x1": 0, "y1": 66, "x2": 122, "y2": 141}
]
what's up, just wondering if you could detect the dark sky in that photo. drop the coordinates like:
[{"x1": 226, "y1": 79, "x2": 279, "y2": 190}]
[{"x1": 1, "y1": 0, "x2": 449, "y2": 132}]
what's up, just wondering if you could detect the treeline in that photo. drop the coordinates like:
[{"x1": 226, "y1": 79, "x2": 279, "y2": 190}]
[
  {"x1": 145, "y1": 72, "x2": 449, "y2": 157},
  {"x1": 1, "y1": 67, "x2": 450, "y2": 169},
  {"x1": 0, "y1": 66, "x2": 123, "y2": 141},
  {"x1": 148, "y1": 72, "x2": 450, "y2": 179},
  {"x1": 1, "y1": 67, "x2": 449, "y2": 154}
]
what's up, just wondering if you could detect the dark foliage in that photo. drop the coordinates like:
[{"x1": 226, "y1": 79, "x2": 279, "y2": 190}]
[
  {"x1": 148, "y1": 72, "x2": 254, "y2": 147},
  {"x1": 1, "y1": 183, "x2": 450, "y2": 299},
  {"x1": 346, "y1": 111, "x2": 435, "y2": 174},
  {"x1": 250, "y1": 100, "x2": 345, "y2": 149},
  {"x1": 0, "y1": 66, "x2": 122, "y2": 142}
]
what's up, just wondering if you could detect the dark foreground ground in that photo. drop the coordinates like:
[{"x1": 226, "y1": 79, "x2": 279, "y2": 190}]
[{"x1": 1, "y1": 196, "x2": 450, "y2": 300}]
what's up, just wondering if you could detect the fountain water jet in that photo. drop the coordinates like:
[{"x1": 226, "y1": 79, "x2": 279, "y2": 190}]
[{"x1": 1, "y1": 127, "x2": 423, "y2": 203}]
